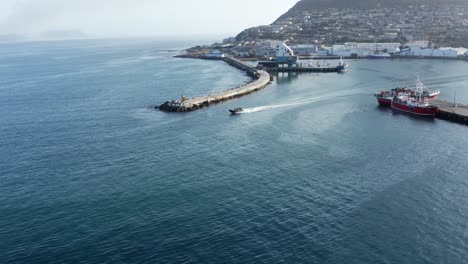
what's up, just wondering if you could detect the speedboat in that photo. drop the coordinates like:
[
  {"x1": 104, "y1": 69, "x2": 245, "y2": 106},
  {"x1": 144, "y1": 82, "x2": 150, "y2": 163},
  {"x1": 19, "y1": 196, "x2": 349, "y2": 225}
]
[{"x1": 229, "y1": 108, "x2": 244, "y2": 114}]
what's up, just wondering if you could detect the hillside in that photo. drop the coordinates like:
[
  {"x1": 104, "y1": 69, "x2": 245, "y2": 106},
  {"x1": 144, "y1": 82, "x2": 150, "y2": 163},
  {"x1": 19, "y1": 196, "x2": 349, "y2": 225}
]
[
  {"x1": 231, "y1": 0, "x2": 468, "y2": 47},
  {"x1": 279, "y1": 0, "x2": 466, "y2": 19},
  {"x1": 286, "y1": 0, "x2": 465, "y2": 12}
]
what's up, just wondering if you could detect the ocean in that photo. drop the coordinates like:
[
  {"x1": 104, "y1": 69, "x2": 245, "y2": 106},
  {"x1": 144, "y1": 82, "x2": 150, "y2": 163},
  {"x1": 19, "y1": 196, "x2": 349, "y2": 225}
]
[{"x1": 1, "y1": 38, "x2": 468, "y2": 263}]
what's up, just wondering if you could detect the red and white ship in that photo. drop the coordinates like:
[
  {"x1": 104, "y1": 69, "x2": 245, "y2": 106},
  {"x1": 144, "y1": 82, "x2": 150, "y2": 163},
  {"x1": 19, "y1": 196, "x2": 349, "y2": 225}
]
[
  {"x1": 375, "y1": 77, "x2": 440, "y2": 106},
  {"x1": 374, "y1": 88, "x2": 412, "y2": 106},
  {"x1": 423, "y1": 89, "x2": 440, "y2": 99},
  {"x1": 390, "y1": 76, "x2": 439, "y2": 117}
]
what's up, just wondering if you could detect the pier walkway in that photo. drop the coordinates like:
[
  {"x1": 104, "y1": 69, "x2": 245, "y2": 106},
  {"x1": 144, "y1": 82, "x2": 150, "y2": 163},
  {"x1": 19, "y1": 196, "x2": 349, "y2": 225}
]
[{"x1": 159, "y1": 56, "x2": 271, "y2": 112}]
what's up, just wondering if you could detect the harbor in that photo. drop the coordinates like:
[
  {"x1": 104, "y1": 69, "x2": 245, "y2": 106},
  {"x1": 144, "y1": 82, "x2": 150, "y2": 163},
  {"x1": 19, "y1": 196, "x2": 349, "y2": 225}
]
[
  {"x1": 163, "y1": 42, "x2": 467, "y2": 126},
  {"x1": 160, "y1": 43, "x2": 349, "y2": 112}
]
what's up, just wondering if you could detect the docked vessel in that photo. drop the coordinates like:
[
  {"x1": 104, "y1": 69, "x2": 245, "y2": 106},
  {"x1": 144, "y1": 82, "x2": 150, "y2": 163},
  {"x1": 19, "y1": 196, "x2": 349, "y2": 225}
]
[
  {"x1": 336, "y1": 57, "x2": 349, "y2": 73},
  {"x1": 391, "y1": 95, "x2": 439, "y2": 116},
  {"x1": 368, "y1": 53, "x2": 391, "y2": 59},
  {"x1": 375, "y1": 76, "x2": 440, "y2": 106},
  {"x1": 390, "y1": 76, "x2": 439, "y2": 117},
  {"x1": 229, "y1": 108, "x2": 244, "y2": 114},
  {"x1": 423, "y1": 89, "x2": 440, "y2": 99},
  {"x1": 374, "y1": 88, "x2": 412, "y2": 106}
]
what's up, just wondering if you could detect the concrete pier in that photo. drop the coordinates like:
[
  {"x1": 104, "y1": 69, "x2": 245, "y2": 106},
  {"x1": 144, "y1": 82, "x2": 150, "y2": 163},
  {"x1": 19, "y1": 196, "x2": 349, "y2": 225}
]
[
  {"x1": 431, "y1": 100, "x2": 468, "y2": 125},
  {"x1": 269, "y1": 66, "x2": 341, "y2": 73},
  {"x1": 257, "y1": 61, "x2": 344, "y2": 73},
  {"x1": 159, "y1": 56, "x2": 271, "y2": 112}
]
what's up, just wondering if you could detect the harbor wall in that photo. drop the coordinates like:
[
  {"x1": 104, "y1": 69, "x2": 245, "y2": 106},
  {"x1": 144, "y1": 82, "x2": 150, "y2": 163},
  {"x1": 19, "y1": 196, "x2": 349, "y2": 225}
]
[
  {"x1": 432, "y1": 100, "x2": 468, "y2": 125},
  {"x1": 436, "y1": 110, "x2": 468, "y2": 125},
  {"x1": 159, "y1": 56, "x2": 271, "y2": 112}
]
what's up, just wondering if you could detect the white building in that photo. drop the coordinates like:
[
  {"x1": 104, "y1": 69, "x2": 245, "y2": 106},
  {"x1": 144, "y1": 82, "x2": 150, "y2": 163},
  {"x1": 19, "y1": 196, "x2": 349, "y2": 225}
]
[
  {"x1": 275, "y1": 43, "x2": 297, "y2": 64},
  {"x1": 290, "y1": 44, "x2": 318, "y2": 56},
  {"x1": 254, "y1": 40, "x2": 281, "y2": 58},
  {"x1": 332, "y1": 42, "x2": 401, "y2": 56},
  {"x1": 397, "y1": 47, "x2": 466, "y2": 57},
  {"x1": 406, "y1": 40, "x2": 430, "y2": 48},
  {"x1": 332, "y1": 45, "x2": 352, "y2": 56}
]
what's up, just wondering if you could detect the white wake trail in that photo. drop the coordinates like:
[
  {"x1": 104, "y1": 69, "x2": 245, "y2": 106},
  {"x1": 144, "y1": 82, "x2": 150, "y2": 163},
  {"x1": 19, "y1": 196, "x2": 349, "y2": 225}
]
[{"x1": 241, "y1": 90, "x2": 365, "y2": 114}]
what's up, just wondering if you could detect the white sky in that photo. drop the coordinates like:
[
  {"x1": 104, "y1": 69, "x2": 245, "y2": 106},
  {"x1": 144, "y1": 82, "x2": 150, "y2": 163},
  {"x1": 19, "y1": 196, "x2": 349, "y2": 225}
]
[{"x1": 0, "y1": 0, "x2": 298, "y2": 39}]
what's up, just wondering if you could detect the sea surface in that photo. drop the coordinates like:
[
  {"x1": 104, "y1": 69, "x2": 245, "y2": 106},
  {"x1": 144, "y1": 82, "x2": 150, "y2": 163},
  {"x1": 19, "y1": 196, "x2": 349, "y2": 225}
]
[{"x1": 1, "y1": 38, "x2": 468, "y2": 263}]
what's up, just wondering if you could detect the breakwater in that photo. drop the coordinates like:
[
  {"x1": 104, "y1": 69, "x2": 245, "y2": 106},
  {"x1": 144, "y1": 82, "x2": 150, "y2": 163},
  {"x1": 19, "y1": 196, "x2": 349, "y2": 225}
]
[
  {"x1": 431, "y1": 100, "x2": 468, "y2": 125},
  {"x1": 159, "y1": 56, "x2": 271, "y2": 112}
]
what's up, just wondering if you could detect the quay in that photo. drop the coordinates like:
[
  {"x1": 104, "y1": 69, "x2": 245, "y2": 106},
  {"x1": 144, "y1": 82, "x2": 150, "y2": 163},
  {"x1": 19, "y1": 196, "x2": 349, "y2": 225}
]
[
  {"x1": 257, "y1": 43, "x2": 347, "y2": 73},
  {"x1": 431, "y1": 100, "x2": 468, "y2": 125},
  {"x1": 158, "y1": 56, "x2": 271, "y2": 112},
  {"x1": 257, "y1": 61, "x2": 343, "y2": 73}
]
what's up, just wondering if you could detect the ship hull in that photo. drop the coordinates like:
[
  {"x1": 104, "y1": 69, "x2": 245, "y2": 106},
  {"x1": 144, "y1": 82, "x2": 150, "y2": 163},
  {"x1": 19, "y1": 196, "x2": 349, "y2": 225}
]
[
  {"x1": 376, "y1": 97, "x2": 392, "y2": 106},
  {"x1": 391, "y1": 101, "x2": 438, "y2": 116},
  {"x1": 336, "y1": 65, "x2": 349, "y2": 73},
  {"x1": 368, "y1": 54, "x2": 391, "y2": 59}
]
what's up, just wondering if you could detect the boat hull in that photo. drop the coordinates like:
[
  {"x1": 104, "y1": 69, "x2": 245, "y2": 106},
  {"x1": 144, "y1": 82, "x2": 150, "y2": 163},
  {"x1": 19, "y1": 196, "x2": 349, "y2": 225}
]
[
  {"x1": 376, "y1": 97, "x2": 392, "y2": 106},
  {"x1": 336, "y1": 65, "x2": 349, "y2": 73},
  {"x1": 391, "y1": 101, "x2": 438, "y2": 116},
  {"x1": 368, "y1": 54, "x2": 391, "y2": 59}
]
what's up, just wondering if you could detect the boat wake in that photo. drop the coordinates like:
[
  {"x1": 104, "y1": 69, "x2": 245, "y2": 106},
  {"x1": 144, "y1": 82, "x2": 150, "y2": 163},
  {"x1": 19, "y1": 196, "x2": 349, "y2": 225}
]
[
  {"x1": 236, "y1": 73, "x2": 468, "y2": 114},
  {"x1": 240, "y1": 89, "x2": 364, "y2": 114}
]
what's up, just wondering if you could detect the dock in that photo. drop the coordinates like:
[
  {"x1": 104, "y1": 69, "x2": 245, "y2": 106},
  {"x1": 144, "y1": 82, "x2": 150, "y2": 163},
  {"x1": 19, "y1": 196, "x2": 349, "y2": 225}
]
[
  {"x1": 267, "y1": 66, "x2": 342, "y2": 73},
  {"x1": 431, "y1": 100, "x2": 468, "y2": 125},
  {"x1": 158, "y1": 56, "x2": 271, "y2": 112},
  {"x1": 257, "y1": 61, "x2": 344, "y2": 73}
]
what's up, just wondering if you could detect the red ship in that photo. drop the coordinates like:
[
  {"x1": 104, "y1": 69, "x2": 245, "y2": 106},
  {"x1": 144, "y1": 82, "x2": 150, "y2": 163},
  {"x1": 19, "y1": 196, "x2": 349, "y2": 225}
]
[
  {"x1": 374, "y1": 88, "x2": 411, "y2": 106},
  {"x1": 375, "y1": 77, "x2": 440, "y2": 106},
  {"x1": 423, "y1": 89, "x2": 440, "y2": 99},
  {"x1": 390, "y1": 76, "x2": 439, "y2": 117}
]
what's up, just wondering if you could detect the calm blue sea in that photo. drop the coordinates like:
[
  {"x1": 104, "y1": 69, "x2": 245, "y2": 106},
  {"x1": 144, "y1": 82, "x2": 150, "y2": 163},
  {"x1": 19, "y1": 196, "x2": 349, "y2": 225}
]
[{"x1": 1, "y1": 38, "x2": 468, "y2": 263}]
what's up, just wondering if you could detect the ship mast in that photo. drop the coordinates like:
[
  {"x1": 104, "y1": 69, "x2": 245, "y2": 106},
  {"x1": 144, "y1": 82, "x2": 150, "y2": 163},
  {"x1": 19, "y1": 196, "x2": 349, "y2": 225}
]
[{"x1": 416, "y1": 74, "x2": 423, "y2": 102}]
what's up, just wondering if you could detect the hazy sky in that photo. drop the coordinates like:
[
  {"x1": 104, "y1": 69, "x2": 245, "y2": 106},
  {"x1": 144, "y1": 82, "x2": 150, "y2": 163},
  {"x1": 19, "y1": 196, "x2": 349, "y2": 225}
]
[{"x1": 0, "y1": 0, "x2": 298, "y2": 39}]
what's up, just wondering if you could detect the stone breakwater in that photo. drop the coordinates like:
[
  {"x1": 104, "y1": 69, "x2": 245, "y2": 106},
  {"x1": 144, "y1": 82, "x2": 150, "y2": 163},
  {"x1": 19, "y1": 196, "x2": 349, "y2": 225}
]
[{"x1": 158, "y1": 56, "x2": 271, "y2": 112}]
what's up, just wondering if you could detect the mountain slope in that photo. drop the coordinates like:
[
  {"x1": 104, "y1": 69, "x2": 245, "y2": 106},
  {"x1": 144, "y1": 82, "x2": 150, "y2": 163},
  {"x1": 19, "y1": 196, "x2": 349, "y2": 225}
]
[{"x1": 278, "y1": 0, "x2": 465, "y2": 20}]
